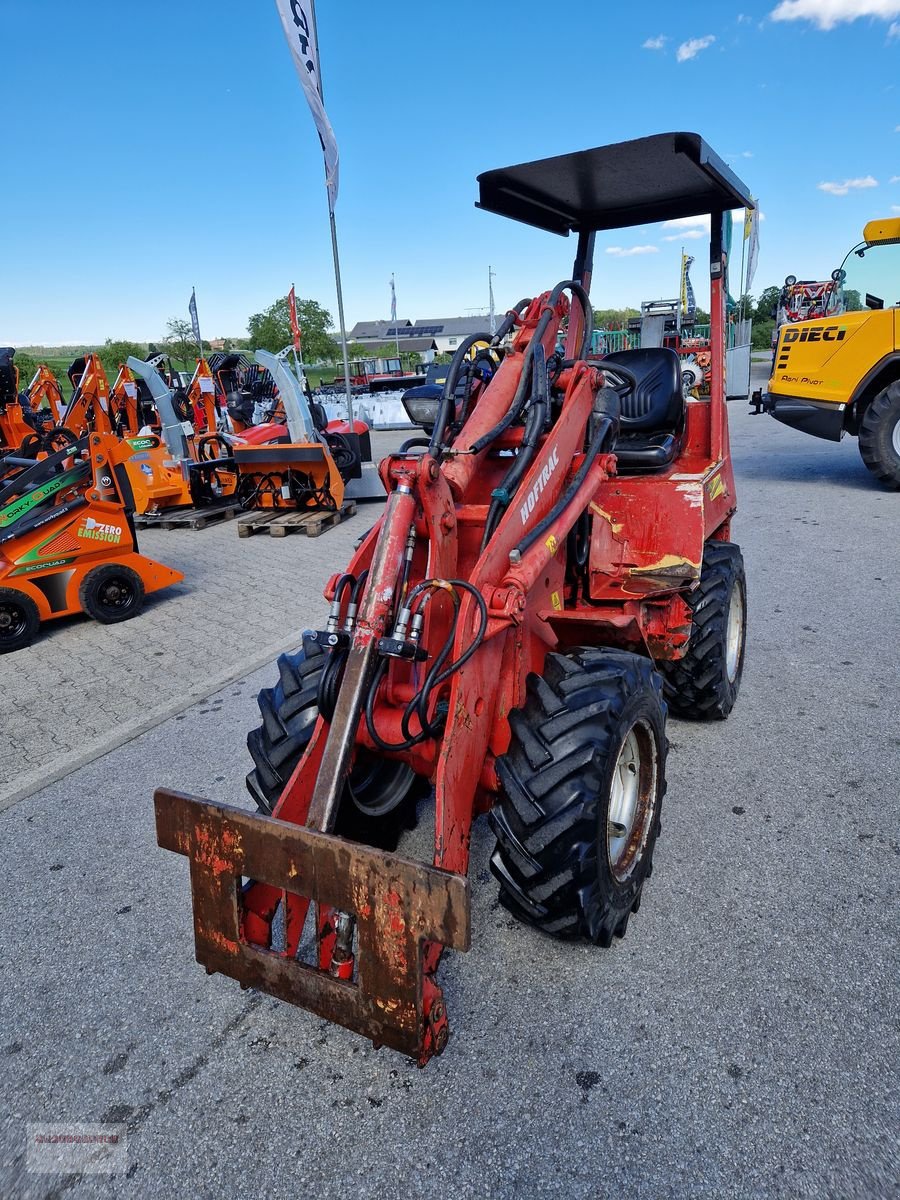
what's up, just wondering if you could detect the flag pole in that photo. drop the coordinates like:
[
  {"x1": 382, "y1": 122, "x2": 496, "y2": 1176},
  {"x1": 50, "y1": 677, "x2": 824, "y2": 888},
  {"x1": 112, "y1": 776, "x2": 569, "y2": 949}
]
[
  {"x1": 392, "y1": 274, "x2": 400, "y2": 360},
  {"x1": 308, "y1": 0, "x2": 354, "y2": 428}
]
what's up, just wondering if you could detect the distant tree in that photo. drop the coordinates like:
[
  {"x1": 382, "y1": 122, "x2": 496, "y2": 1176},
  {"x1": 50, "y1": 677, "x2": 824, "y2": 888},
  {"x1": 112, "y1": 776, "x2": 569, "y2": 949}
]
[
  {"x1": 843, "y1": 288, "x2": 862, "y2": 312},
  {"x1": 734, "y1": 293, "x2": 754, "y2": 321},
  {"x1": 12, "y1": 351, "x2": 37, "y2": 389},
  {"x1": 751, "y1": 319, "x2": 775, "y2": 350},
  {"x1": 99, "y1": 339, "x2": 147, "y2": 374},
  {"x1": 754, "y1": 286, "x2": 782, "y2": 322},
  {"x1": 164, "y1": 317, "x2": 199, "y2": 367},
  {"x1": 247, "y1": 296, "x2": 339, "y2": 362},
  {"x1": 592, "y1": 307, "x2": 640, "y2": 329}
]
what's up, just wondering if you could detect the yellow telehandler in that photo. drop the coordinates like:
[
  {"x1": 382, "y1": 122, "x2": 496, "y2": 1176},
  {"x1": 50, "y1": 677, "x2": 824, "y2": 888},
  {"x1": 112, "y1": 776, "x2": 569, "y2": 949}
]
[{"x1": 754, "y1": 217, "x2": 900, "y2": 487}]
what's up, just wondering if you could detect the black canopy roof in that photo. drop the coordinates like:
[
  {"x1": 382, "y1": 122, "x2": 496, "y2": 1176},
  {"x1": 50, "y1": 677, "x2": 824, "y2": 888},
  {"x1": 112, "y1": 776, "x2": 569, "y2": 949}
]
[{"x1": 476, "y1": 133, "x2": 754, "y2": 236}]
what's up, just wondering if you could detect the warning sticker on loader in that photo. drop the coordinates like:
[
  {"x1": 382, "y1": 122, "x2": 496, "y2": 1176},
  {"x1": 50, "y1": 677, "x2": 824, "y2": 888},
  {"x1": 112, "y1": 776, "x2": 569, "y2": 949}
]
[{"x1": 706, "y1": 473, "x2": 726, "y2": 502}]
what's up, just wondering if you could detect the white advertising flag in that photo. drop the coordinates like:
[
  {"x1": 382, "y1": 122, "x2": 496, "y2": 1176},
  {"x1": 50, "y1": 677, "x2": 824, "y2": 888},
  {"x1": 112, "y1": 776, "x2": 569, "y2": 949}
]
[
  {"x1": 745, "y1": 204, "x2": 760, "y2": 291},
  {"x1": 274, "y1": 0, "x2": 339, "y2": 210}
]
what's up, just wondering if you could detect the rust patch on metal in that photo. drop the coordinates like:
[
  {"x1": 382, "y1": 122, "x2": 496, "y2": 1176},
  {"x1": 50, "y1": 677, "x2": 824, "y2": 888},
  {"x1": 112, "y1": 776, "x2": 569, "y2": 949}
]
[{"x1": 155, "y1": 788, "x2": 470, "y2": 1061}]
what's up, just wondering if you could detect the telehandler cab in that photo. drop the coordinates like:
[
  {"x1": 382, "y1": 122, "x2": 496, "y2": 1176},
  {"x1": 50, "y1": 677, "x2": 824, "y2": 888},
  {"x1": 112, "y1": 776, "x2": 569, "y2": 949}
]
[
  {"x1": 156, "y1": 133, "x2": 751, "y2": 1064},
  {"x1": 754, "y1": 217, "x2": 900, "y2": 487}
]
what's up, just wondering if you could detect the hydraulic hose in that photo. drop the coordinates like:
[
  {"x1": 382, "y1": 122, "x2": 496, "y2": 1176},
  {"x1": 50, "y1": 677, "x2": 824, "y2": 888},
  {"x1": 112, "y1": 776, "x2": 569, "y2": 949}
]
[
  {"x1": 428, "y1": 332, "x2": 493, "y2": 455},
  {"x1": 490, "y1": 299, "x2": 532, "y2": 346},
  {"x1": 480, "y1": 343, "x2": 550, "y2": 550},
  {"x1": 468, "y1": 280, "x2": 590, "y2": 457},
  {"x1": 513, "y1": 388, "x2": 620, "y2": 560}
]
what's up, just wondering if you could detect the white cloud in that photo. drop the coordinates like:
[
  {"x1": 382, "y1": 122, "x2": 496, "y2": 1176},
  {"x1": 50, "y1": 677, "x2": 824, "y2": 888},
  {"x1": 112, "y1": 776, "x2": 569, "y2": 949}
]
[
  {"x1": 737, "y1": 12, "x2": 751, "y2": 21},
  {"x1": 662, "y1": 230, "x2": 705, "y2": 241},
  {"x1": 663, "y1": 215, "x2": 712, "y2": 230},
  {"x1": 818, "y1": 175, "x2": 878, "y2": 195},
  {"x1": 676, "y1": 34, "x2": 716, "y2": 61},
  {"x1": 642, "y1": 34, "x2": 667, "y2": 49},
  {"x1": 895, "y1": 125, "x2": 900, "y2": 132},
  {"x1": 770, "y1": 0, "x2": 900, "y2": 31},
  {"x1": 891, "y1": 175, "x2": 900, "y2": 182},
  {"x1": 605, "y1": 245, "x2": 660, "y2": 257},
  {"x1": 892, "y1": 205, "x2": 900, "y2": 211},
  {"x1": 890, "y1": 18, "x2": 900, "y2": 32}
]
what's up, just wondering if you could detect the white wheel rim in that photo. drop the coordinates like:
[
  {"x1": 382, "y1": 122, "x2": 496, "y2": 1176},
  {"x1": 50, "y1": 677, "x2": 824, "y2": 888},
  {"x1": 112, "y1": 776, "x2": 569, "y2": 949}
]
[
  {"x1": 891, "y1": 417, "x2": 900, "y2": 458},
  {"x1": 725, "y1": 584, "x2": 744, "y2": 684},
  {"x1": 607, "y1": 720, "x2": 658, "y2": 880}
]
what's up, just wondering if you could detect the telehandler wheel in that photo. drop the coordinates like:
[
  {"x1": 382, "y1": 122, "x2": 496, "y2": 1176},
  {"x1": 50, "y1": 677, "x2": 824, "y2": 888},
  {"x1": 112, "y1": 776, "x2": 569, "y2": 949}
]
[
  {"x1": 78, "y1": 564, "x2": 145, "y2": 624},
  {"x1": 659, "y1": 541, "x2": 746, "y2": 720},
  {"x1": 490, "y1": 648, "x2": 666, "y2": 946},
  {"x1": 858, "y1": 381, "x2": 900, "y2": 489},
  {"x1": 246, "y1": 635, "x2": 422, "y2": 851},
  {"x1": 0, "y1": 588, "x2": 40, "y2": 654}
]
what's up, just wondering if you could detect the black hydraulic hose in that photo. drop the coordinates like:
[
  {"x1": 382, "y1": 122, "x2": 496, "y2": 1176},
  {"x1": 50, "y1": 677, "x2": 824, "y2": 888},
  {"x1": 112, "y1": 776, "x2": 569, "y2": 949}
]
[
  {"x1": 467, "y1": 279, "x2": 586, "y2": 457},
  {"x1": 350, "y1": 569, "x2": 368, "y2": 605},
  {"x1": 491, "y1": 299, "x2": 532, "y2": 346},
  {"x1": 413, "y1": 582, "x2": 489, "y2": 738},
  {"x1": 428, "y1": 332, "x2": 493, "y2": 455},
  {"x1": 317, "y1": 572, "x2": 355, "y2": 719},
  {"x1": 565, "y1": 280, "x2": 594, "y2": 361},
  {"x1": 400, "y1": 587, "x2": 461, "y2": 743},
  {"x1": 366, "y1": 659, "x2": 425, "y2": 753},
  {"x1": 480, "y1": 344, "x2": 550, "y2": 551},
  {"x1": 514, "y1": 402, "x2": 619, "y2": 560},
  {"x1": 398, "y1": 437, "x2": 431, "y2": 453}
]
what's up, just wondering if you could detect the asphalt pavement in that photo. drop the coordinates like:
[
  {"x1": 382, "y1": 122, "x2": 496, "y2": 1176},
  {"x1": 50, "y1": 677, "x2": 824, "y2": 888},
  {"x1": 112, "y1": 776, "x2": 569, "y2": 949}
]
[{"x1": 1, "y1": 371, "x2": 897, "y2": 1199}]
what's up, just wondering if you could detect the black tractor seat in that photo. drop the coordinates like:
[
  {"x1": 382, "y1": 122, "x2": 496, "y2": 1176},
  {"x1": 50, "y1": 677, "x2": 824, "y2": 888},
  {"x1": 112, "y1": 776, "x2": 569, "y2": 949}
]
[{"x1": 601, "y1": 348, "x2": 685, "y2": 471}]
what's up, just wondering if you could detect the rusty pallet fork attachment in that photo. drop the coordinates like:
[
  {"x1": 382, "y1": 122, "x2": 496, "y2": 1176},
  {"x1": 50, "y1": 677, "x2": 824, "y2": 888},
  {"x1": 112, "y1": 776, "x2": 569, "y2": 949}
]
[{"x1": 155, "y1": 792, "x2": 469, "y2": 1060}]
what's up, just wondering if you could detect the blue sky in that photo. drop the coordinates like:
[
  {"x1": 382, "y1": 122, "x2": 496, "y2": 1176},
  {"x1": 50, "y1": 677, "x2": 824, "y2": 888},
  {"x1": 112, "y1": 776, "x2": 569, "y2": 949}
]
[{"x1": 3, "y1": 0, "x2": 899, "y2": 345}]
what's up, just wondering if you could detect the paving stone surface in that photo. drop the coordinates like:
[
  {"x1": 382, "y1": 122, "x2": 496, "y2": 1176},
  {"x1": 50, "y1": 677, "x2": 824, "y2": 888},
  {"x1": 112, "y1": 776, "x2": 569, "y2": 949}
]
[{"x1": 0, "y1": 432, "x2": 401, "y2": 802}]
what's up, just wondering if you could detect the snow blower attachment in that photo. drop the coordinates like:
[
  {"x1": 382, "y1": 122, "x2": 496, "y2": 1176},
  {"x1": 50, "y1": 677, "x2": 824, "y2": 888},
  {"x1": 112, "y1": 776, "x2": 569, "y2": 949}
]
[
  {"x1": 0, "y1": 432, "x2": 183, "y2": 651},
  {"x1": 230, "y1": 349, "x2": 349, "y2": 511},
  {"x1": 123, "y1": 355, "x2": 237, "y2": 514},
  {"x1": 156, "y1": 133, "x2": 752, "y2": 1064}
]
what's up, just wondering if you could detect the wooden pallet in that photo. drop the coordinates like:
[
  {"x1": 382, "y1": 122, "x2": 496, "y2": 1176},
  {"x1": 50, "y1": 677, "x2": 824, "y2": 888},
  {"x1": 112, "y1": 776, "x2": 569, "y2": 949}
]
[
  {"x1": 135, "y1": 502, "x2": 240, "y2": 531},
  {"x1": 237, "y1": 500, "x2": 357, "y2": 539}
]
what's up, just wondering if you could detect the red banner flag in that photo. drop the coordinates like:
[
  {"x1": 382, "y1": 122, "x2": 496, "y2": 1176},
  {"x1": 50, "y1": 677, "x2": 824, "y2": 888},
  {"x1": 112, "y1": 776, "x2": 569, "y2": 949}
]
[{"x1": 288, "y1": 285, "x2": 302, "y2": 352}]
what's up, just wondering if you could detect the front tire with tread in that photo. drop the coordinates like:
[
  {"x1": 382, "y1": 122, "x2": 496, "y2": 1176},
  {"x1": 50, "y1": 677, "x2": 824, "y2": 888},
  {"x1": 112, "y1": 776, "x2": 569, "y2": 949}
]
[
  {"x1": 858, "y1": 381, "x2": 900, "y2": 489},
  {"x1": 490, "y1": 647, "x2": 667, "y2": 946},
  {"x1": 246, "y1": 634, "x2": 421, "y2": 850}
]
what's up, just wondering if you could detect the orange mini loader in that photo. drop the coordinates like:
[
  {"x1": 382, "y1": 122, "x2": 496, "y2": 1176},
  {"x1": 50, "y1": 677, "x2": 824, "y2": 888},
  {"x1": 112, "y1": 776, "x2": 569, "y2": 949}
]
[
  {"x1": 0, "y1": 432, "x2": 183, "y2": 651},
  {"x1": 156, "y1": 133, "x2": 751, "y2": 1064},
  {"x1": 0, "y1": 349, "x2": 44, "y2": 461}
]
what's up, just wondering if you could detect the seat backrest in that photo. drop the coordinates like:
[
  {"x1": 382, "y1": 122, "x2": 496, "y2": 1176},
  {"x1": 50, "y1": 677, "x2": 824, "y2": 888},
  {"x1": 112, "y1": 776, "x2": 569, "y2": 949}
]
[{"x1": 601, "y1": 348, "x2": 684, "y2": 435}]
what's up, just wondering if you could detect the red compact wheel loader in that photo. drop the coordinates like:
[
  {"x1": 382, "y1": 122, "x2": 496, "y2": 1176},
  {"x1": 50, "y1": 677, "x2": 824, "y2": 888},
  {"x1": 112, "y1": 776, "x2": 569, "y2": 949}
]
[{"x1": 156, "y1": 133, "x2": 752, "y2": 1064}]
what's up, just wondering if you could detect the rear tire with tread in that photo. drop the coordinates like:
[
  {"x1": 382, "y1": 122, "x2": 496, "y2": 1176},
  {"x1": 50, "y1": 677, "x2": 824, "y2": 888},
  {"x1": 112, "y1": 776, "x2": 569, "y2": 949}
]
[
  {"x1": 490, "y1": 647, "x2": 667, "y2": 946},
  {"x1": 858, "y1": 381, "x2": 900, "y2": 489},
  {"x1": 659, "y1": 540, "x2": 746, "y2": 720}
]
